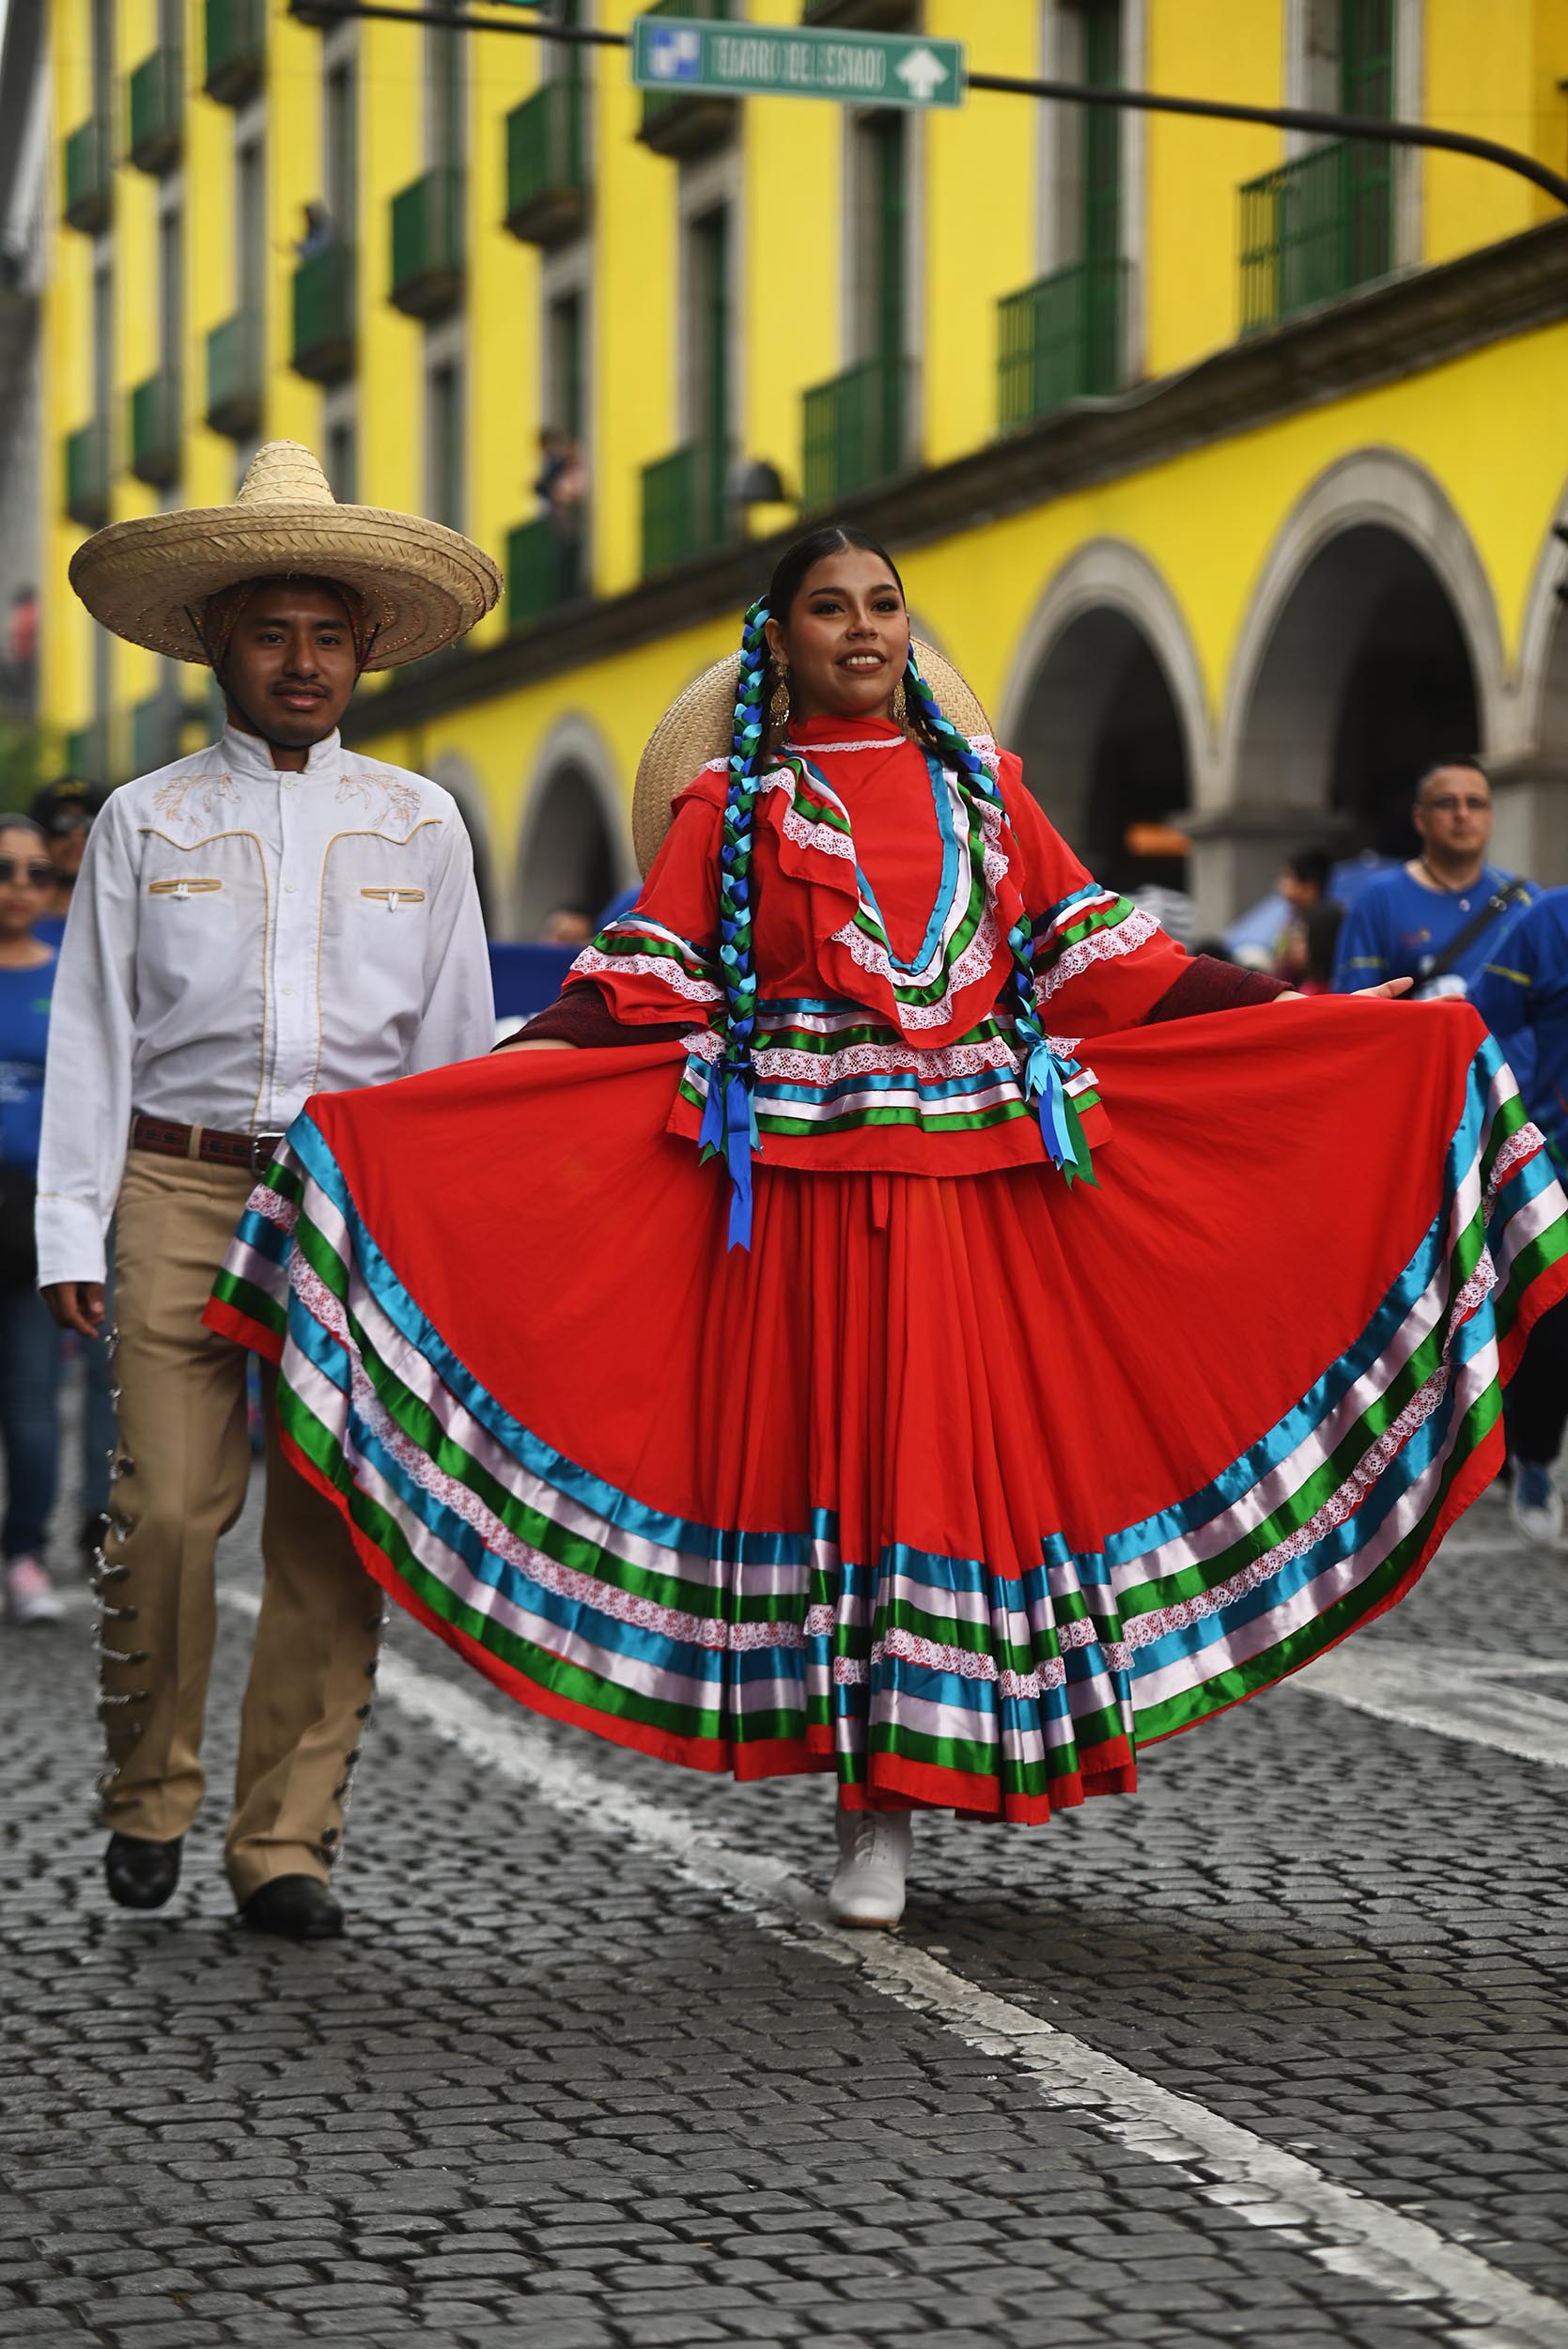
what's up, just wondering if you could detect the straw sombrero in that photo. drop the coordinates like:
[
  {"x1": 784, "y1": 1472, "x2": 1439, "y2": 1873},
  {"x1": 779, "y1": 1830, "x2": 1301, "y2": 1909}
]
[
  {"x1": 631, "y1": 638, "x2": 990, "y2": 876},
  {"x1": 69, "y1": 441, "x2": 502, "y2": 670}
]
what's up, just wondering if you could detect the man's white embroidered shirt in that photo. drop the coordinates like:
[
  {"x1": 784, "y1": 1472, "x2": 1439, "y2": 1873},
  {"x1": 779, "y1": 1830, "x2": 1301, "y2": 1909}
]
[{"x1": 37, "y1": 727, "x2": 495, "y2": 1284}]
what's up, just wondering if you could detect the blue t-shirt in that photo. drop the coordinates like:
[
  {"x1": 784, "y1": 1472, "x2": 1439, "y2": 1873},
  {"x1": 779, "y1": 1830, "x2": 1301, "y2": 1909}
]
[
  {"x1": 0, "y1": 950, "x2": 57, "y2": 1174},
  {"x1": 33, "y1": 912, "x2": 66, "y2": 949},
  {"x1": 1471, "y1": 889, "x2": 1568, "y2": 1185},
  {"x1": 1331, "y1": 863, "x2": 1536, "y2": 997}
]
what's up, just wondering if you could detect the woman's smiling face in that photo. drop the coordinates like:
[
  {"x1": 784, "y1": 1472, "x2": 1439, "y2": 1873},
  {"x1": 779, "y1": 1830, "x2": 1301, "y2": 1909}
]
[{"x1": 767, "y1": 547, "x2": 910, "y2": 725}]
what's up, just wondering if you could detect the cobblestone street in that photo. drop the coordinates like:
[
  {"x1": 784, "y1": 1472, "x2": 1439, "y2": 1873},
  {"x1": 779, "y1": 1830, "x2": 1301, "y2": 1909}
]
[{"x1": 3, "y1": 1423, "x2": 1567, "y2": 2349}]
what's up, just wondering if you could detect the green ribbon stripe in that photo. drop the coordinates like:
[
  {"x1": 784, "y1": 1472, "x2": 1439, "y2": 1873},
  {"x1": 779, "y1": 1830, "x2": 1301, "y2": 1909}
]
[
  {"x1": 1135, "y1": 1382, "x2": 1498, "y2": 1742},
  {"x1": 1117, "y1": 1252, "x2": 1483, "y2": 1623},
  {"x1": 334, "y1": 1276, "x2": 802, "y2": 1626}
]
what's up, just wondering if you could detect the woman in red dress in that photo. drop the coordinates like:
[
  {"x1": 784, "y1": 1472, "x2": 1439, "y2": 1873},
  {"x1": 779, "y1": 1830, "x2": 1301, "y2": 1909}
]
[{"x1": 209, "y1": 526, "x2": 1567, "y2": 1928}]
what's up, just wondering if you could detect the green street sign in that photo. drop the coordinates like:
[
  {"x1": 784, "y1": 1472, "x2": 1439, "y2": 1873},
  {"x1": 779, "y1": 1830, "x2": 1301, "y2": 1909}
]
[{"x1": 630, "y1": 17, "x2": 964, "y2": 110}]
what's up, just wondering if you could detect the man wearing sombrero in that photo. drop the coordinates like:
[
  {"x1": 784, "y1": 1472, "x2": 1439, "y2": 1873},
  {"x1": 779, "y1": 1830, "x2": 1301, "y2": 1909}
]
[{"x1": 36, "y1": 443, "x2": 501, "y2": 1939}]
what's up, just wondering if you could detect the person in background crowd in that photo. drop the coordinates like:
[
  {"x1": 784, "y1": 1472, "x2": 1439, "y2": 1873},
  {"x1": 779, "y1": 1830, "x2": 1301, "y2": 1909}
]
[
  {"x1": 1472, "y1": 893, "x2": 1568, "y2": 1547},
  {"x1": 1331, "y1": 759, "x2": 1535, "y2": 1002},
  {"x1": 39, "y1": 441, "x2": 499, "y2": 1938},
  {"x1": 28, "y1": 777, "x2": 115, "y2": 1562},
  {"x1": 539, "y1": 904, "x2": 595, "y2": 947},
  {"x1": 5, "y1": 586, "x2": 38, "y2": 713},
  {"x1": 1273, "y1": 846, "x2": 1334, "y2": 983},
  {"x1": 29, "y1": 780, "x2": 104, "y2": 946},
  {"x1": 1297, "y1": 899, "x2": 1345, "y2": 996},
  {"x1": 0, "y1": 817, "x2": 65, "y2": 1625}
]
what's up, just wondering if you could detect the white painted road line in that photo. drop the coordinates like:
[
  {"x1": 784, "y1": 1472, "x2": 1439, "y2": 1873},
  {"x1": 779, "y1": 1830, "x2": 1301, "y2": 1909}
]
[
  {"x1": 1295, "y1": 1639, "x2": 1568, "y2": 1771},
  {"x1": 216, "y1": 1588, "x2": 1568, "y2": 2348}
]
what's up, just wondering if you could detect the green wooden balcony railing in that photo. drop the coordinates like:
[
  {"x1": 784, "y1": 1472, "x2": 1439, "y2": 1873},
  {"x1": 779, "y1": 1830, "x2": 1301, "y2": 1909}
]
[
  {"x1": 390, "y1": 165, "x2": 464, "y2": 318},
  {"x1": 130, "y1": 367, "x2": 181, "y2": 486},
  {"x1": 1238, "y1": 137, "x2": 1393, "y2": 334},
  {"x1": 641, "y1": 442, "x2": 729, "y2": 576},
  {"x1": 128, "y1": 45, "x2": 183, "y2": 173},
  {"x1": 63, "y1": 117, "x2": 112, "y2": 233},
  {"x1": 204, "y1": 0, "x2": 265, "y2": 104},
  {"x1": 640, "y1": 0, "x2": 737, "y2": 153},
  {"x1": 292, "y1": 241, "x2": 355, "y2": 381},
  {"x1": 800, "y1": 354, "x2": 908, "y2": 507},
  {"x1": 205, "y1": 309, "x2": 262, "y2": 438},
  {"x1": 505, "y1": 513, "x2": 588, "y2": 629},
  {"x1": 996, "y1": 256, "x2": 1126, "y2": 430},
  {"x1": 65, "y1": 419, "x2": 111, "y2": 529},
  {"x1": 505, "y1": 75, "x2": 589, "y2": 245}
]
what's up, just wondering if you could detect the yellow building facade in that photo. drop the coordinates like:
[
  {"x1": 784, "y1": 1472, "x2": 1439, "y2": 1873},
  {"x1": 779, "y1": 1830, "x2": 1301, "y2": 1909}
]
[{"x1": 37, "y1": 0, "x2": 1568, "y2": 930}]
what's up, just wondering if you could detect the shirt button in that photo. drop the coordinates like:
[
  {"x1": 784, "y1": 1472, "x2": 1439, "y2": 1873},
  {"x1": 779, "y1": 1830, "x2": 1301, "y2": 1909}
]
[
  {"x1": 280, "y1": 778, "x2": 296, "y2": 791},
  {"x1": 282, "y1": 982, "x2": 295, "y2": 997},
  {"x1": 285, "y1": 882, "x2": 298, "y2": 894}
]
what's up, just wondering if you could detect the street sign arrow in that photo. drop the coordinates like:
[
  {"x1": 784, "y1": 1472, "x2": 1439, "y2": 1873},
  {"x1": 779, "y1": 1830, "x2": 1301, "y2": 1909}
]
[{"x1": 629, "y1": 16, "x2": 965, "y2": 110}]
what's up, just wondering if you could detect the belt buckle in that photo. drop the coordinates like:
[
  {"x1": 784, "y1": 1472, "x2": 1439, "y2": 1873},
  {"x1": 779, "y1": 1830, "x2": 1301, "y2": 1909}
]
[{"x1": 249, "y1": 1132, "x2": 281, "y2": 1175}]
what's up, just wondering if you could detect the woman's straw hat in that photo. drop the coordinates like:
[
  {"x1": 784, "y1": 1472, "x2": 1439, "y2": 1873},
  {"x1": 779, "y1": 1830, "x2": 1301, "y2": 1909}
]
[
  {"x1": 69, "y1": 440, "x2": 502, "y2": 670},
  {"x1": 631, "y1": 638, "x2": 991, "y2": 876}
]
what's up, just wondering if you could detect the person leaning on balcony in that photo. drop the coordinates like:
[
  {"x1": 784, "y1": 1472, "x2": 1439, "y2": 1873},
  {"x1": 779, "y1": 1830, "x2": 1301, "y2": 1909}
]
[{"x1": 35, "y1": 441, "x2": 501, "y2": 1939}]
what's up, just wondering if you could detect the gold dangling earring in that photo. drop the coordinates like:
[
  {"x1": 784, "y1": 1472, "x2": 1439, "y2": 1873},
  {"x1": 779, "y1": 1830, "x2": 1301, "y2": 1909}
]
[
  {"x1": 890, "y1": 676, "x2": 908, "y2": 729},
  {"x1": 769, "y1": 662, "x2": 791, "y2": 735}
]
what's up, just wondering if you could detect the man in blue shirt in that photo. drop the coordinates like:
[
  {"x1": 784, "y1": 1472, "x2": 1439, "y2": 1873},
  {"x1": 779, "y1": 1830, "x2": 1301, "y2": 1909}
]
[
  {"x1": 1331, "y1": 758, "x2": 1536, "y2": 1002},
  {"x1": 1472, "y1": 894, "x2": 1568, "y2": 1550}
]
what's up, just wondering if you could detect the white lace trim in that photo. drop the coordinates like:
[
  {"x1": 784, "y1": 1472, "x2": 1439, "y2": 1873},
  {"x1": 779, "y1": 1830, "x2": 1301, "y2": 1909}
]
[
  {"x1": 781, "y1": 804, "x2": 858, "y2": 863},
  {"x1": 291, "y1": 1255, "x2": 810, "y2": 1657},
  {"x1": 703, "y1": 732, "x2": 1000, "y2": 770},
  {"x1": 1483, "y1": 1122, "x2": 1545, "y2": 1220},
  {"x1": 1122, "y1": 1362, "x2": 1451, "y2": 1652},
  {"x1": 1452, "y1": 1248, "x2": 1498, "y2": 1327},
  {"x1": 685, "y1": 1026, "x2": 1023, "y2": 1088},
  {"x1": 1034, "y1": 909, "x2": 1159, "y2": 1003},
  {"x1": 245, "y1": 1184, "x2": 298, "y2": 1233},
  {"x1": 830, "y1": 906, "x2": 1005, "y2": 1034},
  {"x1": 569, "y1": 946, "x2": 722, "y2": 1005}
]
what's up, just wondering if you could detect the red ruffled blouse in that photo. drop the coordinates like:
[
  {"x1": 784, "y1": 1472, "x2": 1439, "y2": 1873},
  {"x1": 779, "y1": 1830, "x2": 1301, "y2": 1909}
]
[{"x1": 532, "y1": 717, "x2": 1281, "y2": 1175}]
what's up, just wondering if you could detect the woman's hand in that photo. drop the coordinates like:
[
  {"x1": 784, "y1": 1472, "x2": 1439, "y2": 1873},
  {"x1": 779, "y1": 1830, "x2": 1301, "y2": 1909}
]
[{"x1": 1268, "y1": 977, "x2": 1414, "y2": 1004}]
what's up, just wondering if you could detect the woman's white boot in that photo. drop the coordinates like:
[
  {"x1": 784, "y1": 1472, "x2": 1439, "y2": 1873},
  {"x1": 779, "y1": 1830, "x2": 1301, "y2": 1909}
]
[{"x1": 828, "y1": 1805, "x2": 913, "y2": 1929}]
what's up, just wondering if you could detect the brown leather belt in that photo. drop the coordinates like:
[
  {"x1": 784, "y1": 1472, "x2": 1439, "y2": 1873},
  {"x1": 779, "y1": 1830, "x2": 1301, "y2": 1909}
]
[{"x1": 130, "y1": 1113, "x2": 285, "y2": 1174}]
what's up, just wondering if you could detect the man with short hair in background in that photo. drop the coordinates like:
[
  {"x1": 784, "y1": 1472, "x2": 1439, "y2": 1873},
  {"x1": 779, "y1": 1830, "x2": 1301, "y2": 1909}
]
[{"x1": 1330, "y1": 758, "x2": 1536, "y2": 1003}]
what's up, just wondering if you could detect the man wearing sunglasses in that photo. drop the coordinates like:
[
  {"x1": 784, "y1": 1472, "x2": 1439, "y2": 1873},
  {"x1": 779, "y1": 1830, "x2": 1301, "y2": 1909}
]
[
  {"x1": 1330, "y1": 758, "x2": 1538, "y2": 1003},
  {"x1": 28, "y1": 780, "x2": 104, "y2": 948}
]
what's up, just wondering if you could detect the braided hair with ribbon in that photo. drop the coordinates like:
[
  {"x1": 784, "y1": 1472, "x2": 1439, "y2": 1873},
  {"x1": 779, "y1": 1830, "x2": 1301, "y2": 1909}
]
[
  {"x1": 900, "y1": 646, "x2": 1094, "y2": 1184},
  {"x1": 697, "y1": 592, "x2": 771, "y2": 1249}
]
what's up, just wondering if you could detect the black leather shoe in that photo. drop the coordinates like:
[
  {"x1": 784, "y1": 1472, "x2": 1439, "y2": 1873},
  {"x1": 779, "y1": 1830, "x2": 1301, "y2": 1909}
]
[
  {"x1": 239, "y1": 1875, "x2": 344, "y2": 1941},
  {"x1": 104, "y1": 1833, "x2": 183, "y2": 1911}
]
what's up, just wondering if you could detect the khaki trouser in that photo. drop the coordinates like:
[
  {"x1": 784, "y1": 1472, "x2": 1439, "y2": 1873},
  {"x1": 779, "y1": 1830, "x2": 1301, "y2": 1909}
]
[{"x1": 98, "y1": 1150, "x2": 380, "y2": 1902}]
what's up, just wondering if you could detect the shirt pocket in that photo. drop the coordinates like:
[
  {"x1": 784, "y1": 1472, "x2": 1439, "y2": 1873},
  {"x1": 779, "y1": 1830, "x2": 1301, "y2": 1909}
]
[
  {"x1": 147, "y1": 877, "x2": 224, "y2": 898},
  {"x1": 359, "y1": 886, "x2": 427, "y2": 911}
]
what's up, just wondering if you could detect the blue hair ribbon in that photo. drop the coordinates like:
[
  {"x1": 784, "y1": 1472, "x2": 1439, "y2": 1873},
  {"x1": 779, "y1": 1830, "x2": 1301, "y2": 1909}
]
[
  {"x1": 698, "y1": 1054, "x2": 761, "y2": 1249},
  {"x1": 1023, "y1": 1036, "x2": 1083, "y2": 1175}
]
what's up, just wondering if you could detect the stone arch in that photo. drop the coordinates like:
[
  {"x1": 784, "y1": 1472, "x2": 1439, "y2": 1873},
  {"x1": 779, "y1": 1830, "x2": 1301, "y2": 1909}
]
[
  {"x1": 998, "y1": 540, "x2": 1207, "y2": 881},
  {"x1": 1224, "y1": 450, "x2": 1504, "y2": 857},
  {"x1": 427, "y1": 750, "x2": 499, "y2": 933},
  {"x1": 1516, "y1": 480, "x2": 1568, "y2": 774},
  {"x1": 515, "y1": 713, "x2": 634, "y2": 941}
]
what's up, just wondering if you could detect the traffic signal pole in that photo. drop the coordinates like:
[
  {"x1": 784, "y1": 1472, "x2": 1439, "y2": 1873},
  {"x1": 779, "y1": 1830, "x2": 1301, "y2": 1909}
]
[{"x1": 289, "y1": 0, "x2": 1568, "y2": 210}]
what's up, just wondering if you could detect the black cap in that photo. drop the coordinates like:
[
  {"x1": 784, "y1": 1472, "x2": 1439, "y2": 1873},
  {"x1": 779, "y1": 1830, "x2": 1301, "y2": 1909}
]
[{"x1": 30, "y1": 779, "x2": 105, "y2": 833}]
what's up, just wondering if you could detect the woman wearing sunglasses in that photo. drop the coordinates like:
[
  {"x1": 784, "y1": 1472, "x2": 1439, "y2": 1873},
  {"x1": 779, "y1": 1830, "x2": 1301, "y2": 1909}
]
[{"x1": 0, "y1": 816, "x2": 67, "y2": 1624}]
